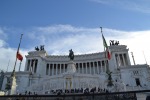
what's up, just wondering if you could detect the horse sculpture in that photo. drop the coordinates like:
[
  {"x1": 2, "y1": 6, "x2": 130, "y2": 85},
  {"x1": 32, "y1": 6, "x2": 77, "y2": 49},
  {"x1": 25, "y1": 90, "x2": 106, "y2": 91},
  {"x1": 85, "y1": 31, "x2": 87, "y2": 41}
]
[{"x1": 68, "y1": 49, "x2": 74, "y2": 60}]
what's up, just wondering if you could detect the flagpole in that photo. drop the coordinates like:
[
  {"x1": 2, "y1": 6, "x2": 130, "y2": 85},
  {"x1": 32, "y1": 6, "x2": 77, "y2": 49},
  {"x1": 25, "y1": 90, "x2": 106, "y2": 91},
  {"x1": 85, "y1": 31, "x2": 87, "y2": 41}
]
[
  {"x1": 100, "y1": 27, "x2": 113, "y2": 86},
  {"x1": 18, "y1": 61, "x2": 22, "y2": 71},
  {"x1": 143, "y1": 51, "x2": 147, "y2": 64},
  {"x1": 100, "y1": 27, "x2": 107, "y2": 59},
  {"x1": 11, "y1": 34, "x2": 23, "y2": 76},
  {"x1": 6, "y1": 59, "x2": 10, "y2": 72},
  {"x1": 100, "y1": 27, "x2": 105, "y2": 52}
]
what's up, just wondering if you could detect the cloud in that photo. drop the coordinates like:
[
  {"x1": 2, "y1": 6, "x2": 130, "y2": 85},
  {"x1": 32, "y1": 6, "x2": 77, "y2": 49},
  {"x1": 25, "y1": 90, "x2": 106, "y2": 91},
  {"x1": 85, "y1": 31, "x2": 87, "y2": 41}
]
[
  {"x1": 0, "y1": 43, "x2": 27, "y2": 72},
  {"x1": 27, "y1": 25, "x2": 104, "y2": 54},
  {"x1": 118, "y1": 31, "x2": 150, "y2": 65},
  {"x1": 26, "y1": 25, "x2": 150, "y2": 65},
  {"x1": 0, "y1": 25, "x2": 150, "y2": 72},
  {"x1": 91, "y1": 0, "x2": 150, "y2": 13},
  {"x1": 0, "y1": 28, "x2": 27, "y2": 72}
]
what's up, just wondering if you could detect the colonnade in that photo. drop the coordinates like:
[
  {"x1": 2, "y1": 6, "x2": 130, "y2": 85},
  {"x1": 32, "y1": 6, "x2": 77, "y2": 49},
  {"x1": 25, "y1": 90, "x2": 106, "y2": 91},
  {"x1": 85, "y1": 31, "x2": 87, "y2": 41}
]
[
  {"x1": 46, "y1": 60, "x2": 108, "y2": 76},
  {"x1": 26, "y1": 59, "x2": 38, "y2": 73},
  {"x1": 46, "y1": 64, "x2": 67, "y2": 76},
  {"x1": 115, "y1": 53, "x2": 128, "y2": 68}
]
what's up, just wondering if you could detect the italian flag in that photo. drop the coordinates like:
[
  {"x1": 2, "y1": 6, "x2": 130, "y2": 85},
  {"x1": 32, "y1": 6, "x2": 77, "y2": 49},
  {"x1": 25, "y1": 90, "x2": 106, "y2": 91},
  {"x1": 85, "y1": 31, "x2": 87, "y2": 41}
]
[
  {"x1": 102, "y1": 34, "x2": 111, "y2": 60},
  {"x1": 16, "y1": 51, "x2": 23, "y2": 61}
]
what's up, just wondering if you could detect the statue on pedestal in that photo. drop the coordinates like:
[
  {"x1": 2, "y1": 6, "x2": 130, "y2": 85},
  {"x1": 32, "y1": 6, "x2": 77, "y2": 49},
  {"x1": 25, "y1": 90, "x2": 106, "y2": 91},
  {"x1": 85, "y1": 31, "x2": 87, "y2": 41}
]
[{"x1": 68, "y1": 49, "x2": 74, "y2": 60}]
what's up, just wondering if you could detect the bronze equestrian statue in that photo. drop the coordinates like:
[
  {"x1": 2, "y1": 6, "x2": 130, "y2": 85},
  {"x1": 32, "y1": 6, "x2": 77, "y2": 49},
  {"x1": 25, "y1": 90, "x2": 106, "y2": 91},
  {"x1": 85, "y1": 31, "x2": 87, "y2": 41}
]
[{"x1": 68, "y1": 49, "x2": 74, "y2": 60}]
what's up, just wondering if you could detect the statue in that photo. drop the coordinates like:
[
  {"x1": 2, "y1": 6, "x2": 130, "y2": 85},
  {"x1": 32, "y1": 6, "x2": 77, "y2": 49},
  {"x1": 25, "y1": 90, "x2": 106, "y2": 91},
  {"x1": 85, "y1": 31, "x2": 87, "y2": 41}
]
[
  {"x1": 110, "y1": 40, "x2": 114, "y2": 45},
  {"x1": 114, "y1": 80, "x2": 126, "y2": 92},
  {"x1": 106, "y1": 71, "x2": 113, "y2": 87},
  {"x1": 68, "y1": 49, "x2": 74, "y2": 60},
  {"x1": 40, "y1": 45, "x2": 45, "y2": 51},
  {"x1": 110, "y1": 40, "x2": 119, "y2": 46},
  {"x1": 115, "y1": 41, "x2": 119, "y2": 45},
  {"x1": 35, "y1": 46, "x2": 39, "y2": 51}
]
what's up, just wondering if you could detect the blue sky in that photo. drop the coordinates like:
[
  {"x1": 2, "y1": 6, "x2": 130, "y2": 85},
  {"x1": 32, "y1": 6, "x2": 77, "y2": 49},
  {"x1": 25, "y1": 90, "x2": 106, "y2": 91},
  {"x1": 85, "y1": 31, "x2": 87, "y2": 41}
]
[{"x1": 0, "y1": 0, "x2": 150, "y2": 71}]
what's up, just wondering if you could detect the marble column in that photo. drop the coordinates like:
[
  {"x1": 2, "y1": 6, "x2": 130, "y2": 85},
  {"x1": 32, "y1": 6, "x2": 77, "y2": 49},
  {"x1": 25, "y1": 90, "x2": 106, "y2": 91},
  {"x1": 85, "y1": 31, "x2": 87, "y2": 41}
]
[
  {"x1": 122, "y1": 54, "x2": 126, "y2": 66},
  {"x1": 100, "y1": 61, "x2": 102, "y2": 73},
  {"x1": 33, "y1": 60, "x2": 36, "y2": 73},
  {"x1": 96, "y1": 62, "x2": 99, "y2": 74},
  {"x1": 118, "y1": 54, "x2": 121, "y2": 67},
  {"x1": 29, "y1": 60, "x2": 32, "y2": 72},
  {"x1": 52, "y1": 64, "x2": 54, "y2": 75},
  {"x1": 60, "y1": 64, "x2": 62, "y2": 74},
  {"x1": 82, "y1": 63, "x2": 84, "y2": 74},
  {"x1": 78, "y1": 63, "x2": 80, "y2": 73},
  {"x1": 93, "y1": 62, "x2": 95, "y2": 74},
  {"x1": 90, "y1": 62, "x2": 92, "y2": 74}
]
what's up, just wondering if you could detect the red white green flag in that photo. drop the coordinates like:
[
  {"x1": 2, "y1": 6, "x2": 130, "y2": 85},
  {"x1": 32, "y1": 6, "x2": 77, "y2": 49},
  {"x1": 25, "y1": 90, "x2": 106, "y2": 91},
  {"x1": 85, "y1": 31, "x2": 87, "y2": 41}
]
[{"x1": 102, "y1": 34, "x2": 111, "y2": 60}]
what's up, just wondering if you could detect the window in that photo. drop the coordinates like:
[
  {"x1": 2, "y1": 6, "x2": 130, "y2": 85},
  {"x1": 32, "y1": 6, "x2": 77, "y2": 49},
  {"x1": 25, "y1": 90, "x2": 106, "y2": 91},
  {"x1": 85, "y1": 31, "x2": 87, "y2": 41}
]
[
  {"x1": 27, "y1": 60, "x2": 30, "y2": 71},
  {"x1": 135, "y1": 78, "x2": 141, "y2": 86},
  {"x1": 133, "y1": 70, "x2": 139, "y2": 75},
  {"x1": 34, "y1": 60, "x2": 38, "y2": 73}
]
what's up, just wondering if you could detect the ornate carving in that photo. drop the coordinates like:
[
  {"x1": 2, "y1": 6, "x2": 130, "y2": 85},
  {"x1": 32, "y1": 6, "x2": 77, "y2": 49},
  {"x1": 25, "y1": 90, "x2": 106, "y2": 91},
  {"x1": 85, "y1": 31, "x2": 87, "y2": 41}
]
[{"x1": 114, "y1": 80, "x2": 126, "y2": 92}]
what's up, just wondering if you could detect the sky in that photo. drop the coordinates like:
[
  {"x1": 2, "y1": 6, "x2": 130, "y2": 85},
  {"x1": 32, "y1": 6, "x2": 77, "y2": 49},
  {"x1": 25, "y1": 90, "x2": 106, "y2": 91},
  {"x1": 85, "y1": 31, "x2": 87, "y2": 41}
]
[{"x1": 0, "y1": 0, "x2": 150, "y2": 72}]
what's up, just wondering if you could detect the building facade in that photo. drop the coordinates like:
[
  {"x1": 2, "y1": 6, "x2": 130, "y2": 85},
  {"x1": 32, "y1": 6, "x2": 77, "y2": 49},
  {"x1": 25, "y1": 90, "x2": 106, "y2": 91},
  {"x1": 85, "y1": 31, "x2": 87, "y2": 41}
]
[{"x1": 1, "y1": 44, "x2": 150, "y2": 94}]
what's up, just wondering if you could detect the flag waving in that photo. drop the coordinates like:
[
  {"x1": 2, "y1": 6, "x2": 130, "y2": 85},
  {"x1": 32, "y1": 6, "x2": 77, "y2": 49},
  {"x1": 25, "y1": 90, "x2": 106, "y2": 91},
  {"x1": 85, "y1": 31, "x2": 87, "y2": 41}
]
[
  {"x1": 102, "y1": 34, "x2": 111, "y2": 60},
  {"x1": 16, "y1": 51, "x2": 23, "y2": 61}
]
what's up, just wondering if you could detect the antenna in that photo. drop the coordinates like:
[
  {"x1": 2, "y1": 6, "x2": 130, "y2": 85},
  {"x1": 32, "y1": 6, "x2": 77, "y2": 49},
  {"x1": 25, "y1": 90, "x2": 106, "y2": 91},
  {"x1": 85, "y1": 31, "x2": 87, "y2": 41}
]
[
  {"x1": 143, "y1": 51, "x2": 147, "y2": 64},
  {"x1": 6, "y1": 59, "x2": 10, "y2": 72},
  {"x1": 131, "y1": 52, "x2": 136, "y2": 65},
  {"x1": 100, "y1": 27, "x2": 103, "y2": 33}
]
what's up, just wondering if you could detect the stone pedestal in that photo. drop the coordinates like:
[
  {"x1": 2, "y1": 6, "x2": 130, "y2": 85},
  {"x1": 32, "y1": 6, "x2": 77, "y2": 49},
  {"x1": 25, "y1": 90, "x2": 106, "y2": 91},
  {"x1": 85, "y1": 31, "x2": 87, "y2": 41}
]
[
  {"x1": 67, "y1": 61, "x2": 76, "y2": 74},
  {"x1": 63, "y1": 60, "x2": 76, "y2": 89},
  {"x1": 8, "y1": 76, "x2": 17, "y2": 95}
]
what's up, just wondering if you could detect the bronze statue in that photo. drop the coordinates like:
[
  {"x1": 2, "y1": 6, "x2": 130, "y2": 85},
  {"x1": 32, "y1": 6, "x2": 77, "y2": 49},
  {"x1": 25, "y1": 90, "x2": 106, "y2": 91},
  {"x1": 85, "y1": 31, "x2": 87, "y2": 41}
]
[
  {"x1": 110, "y1": 40, "x2": 119, "y2": 46},
  {"x1": 115, "y1": 41, "x2": 119, "y2": 45},
  {"x1": 68, "y1": 49, "x2": 74, "y2": 60},
  {"x1": 110, "y1": 40, "x2": 114, "y2": 45},
  {"x1": 35, "y1": 46, "x2": 39, "y2": 51},
  {"x1": 40, "y1": 45, "x2": 45, "y2": 51},
  {"x1": 106, "y1": 71, "x2": 113, "y2": 86}
]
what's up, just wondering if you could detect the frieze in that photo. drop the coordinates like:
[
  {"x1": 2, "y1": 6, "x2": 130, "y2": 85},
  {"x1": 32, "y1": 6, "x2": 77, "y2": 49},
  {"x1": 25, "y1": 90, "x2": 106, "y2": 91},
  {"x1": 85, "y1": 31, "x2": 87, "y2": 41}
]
[{"x1": 109, "y1": 45, "x2": 128, "y2": 52}]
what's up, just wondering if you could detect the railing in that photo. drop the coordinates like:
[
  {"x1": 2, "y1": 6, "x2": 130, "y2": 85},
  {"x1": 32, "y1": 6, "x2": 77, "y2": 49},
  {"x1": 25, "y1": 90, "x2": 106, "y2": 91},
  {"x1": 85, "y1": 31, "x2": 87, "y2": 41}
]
[{"x1": 0, "y1": 90, "x2": 150, "y2": 100}]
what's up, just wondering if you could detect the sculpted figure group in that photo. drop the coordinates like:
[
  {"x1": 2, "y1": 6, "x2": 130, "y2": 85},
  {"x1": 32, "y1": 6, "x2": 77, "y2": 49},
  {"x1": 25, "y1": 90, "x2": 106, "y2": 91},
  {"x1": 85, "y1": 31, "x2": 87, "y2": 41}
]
[
  {"x1": 110, "y1": 40, "x2": 119, "y2": 46},
  {"x1": 35, "y1": 45, "x2": 45, "y2": 51}
]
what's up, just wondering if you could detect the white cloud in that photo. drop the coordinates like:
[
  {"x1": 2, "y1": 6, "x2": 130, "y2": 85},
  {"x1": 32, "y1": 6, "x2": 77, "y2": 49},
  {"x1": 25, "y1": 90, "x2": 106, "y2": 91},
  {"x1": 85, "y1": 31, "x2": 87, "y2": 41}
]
[
  {"x1": 27, "y1": 25, "x2": 150, "y2": 65},
  {"x1": 91, "y1": 0, "x2": 150, "y2": 13},
  {"x1": 118, "y1": 31, "x2": 150, "y2": 65},
  {"x1": 0, "y1": 43, "x2": 27, "y2": 72}
]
